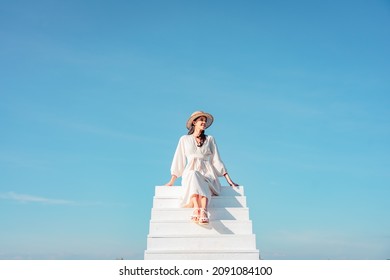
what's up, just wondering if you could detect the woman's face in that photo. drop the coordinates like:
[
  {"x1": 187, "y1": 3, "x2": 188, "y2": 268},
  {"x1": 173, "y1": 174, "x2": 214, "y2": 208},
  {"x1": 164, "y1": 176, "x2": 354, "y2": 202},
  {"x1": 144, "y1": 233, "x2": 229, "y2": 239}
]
[{"x1": 193, "y1": 116, "x2": 207, "y2": 131}]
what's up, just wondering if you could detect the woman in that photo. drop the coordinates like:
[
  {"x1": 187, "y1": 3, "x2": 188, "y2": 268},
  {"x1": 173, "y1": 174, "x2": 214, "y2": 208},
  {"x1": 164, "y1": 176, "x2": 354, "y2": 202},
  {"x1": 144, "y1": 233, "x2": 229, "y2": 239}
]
[{"x1": 165, "y1": 111, "x2": 239, "y2": 225}]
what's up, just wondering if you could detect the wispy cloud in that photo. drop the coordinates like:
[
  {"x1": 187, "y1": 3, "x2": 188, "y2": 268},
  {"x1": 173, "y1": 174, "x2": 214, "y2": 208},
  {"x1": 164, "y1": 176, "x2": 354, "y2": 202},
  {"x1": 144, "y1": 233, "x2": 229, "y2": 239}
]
[
  {"x1": 3, "y1": 101, "x2": 163, "y2": 145},
  {"x1": 36, "y1": 112, "x2": 164, "y2": 145},
  {"x1": 0, "y1": 153, "x2": 50, "y2": 170},
  {"x1": 0, "y1": 192, "x2": 74, "y2": 205},
  {"x1": 0, "y1": 192, "x2": 127, "y2": 208}
]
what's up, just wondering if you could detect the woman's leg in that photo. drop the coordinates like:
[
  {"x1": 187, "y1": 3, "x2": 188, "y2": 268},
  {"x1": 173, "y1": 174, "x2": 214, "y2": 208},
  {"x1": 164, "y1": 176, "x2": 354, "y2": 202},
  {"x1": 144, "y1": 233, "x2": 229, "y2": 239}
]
[
  {"x1": 199, "y1": 196, "x2": 209, "y2": 224},
  {"x1": 199, "y1": 196, "x2": 207, "y2": 209},
  {"x1": 190, "y1": 195, "x2": 200, "y2": 222},
  {"x1": 191, "y1": 194, "x2": 200, "y2": 208}
]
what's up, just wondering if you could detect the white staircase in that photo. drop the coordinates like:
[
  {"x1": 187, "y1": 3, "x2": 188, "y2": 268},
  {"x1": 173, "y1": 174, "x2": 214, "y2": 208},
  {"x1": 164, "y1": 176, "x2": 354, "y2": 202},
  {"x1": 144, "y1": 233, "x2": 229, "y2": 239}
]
[{"x1": 144, "y1": 186, "x2": 260, "y2": 260}]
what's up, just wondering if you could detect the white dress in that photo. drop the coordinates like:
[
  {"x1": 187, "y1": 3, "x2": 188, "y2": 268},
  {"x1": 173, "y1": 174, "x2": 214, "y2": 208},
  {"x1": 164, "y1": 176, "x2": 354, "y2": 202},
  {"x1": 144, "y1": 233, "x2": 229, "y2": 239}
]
[{"x1": 170, "y1": 134, "x2": 227, "y2": 207}]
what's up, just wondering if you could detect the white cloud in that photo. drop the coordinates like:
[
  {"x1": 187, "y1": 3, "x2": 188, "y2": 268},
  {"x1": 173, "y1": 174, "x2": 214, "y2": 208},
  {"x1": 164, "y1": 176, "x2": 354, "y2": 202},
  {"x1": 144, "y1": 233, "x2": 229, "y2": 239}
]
[
  {"x1": 0, "y1": 192, "x2": 73, "y2": 205},
  {"x1": 0, "y1": 192, "x2": 128, "y2": 207}
]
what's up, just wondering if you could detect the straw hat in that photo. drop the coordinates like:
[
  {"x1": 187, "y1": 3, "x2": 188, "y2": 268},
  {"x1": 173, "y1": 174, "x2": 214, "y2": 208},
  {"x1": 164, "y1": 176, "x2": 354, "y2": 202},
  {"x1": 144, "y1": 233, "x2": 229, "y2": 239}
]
[{"x1": 186, "y1": 111, "x2": 214, "y2": 130}]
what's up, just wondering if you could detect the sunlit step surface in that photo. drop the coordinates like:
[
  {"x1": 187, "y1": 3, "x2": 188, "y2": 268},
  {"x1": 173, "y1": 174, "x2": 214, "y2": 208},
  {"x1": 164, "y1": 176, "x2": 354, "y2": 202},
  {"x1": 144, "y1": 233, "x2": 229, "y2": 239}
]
[
  {"x1": 144, "y1": 250, "x2": 260, "y2": 260},
  {"x1": 154, "y1": 185, "x2": 245, "y2": 197},
  {"x1": 151, "y1": 207, "x2": 250, "y2": 221},
  {"x1": 147, "y1": 234, "x2": 256, "y2": 250},
  {"x1": 153, "y1": 196, "x2": 247, "y2": 208},
  {"x1": 149, "y1": 220, "x2": 253, "y2": 235}
]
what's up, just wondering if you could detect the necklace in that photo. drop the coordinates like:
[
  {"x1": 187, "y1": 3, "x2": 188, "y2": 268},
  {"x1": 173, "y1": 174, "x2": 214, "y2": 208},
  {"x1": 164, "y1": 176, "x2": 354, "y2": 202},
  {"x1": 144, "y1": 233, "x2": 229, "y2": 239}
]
[{"x1": 193, "y1": 134, "x2": 205, "y2": 147}]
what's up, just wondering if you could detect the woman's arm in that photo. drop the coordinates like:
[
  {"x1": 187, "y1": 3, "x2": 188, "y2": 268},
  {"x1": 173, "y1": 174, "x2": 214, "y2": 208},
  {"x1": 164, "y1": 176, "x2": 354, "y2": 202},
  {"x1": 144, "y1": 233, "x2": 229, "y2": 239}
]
[
  {"x1": 224, "y1": 173, "x2": 239, "y2": 187},
  {"x1": 165, "y1": 175, "x2": 177, "y2": 186},
  {"x1": 165, "y1": 136, "x2": 185, "y2": 186}
]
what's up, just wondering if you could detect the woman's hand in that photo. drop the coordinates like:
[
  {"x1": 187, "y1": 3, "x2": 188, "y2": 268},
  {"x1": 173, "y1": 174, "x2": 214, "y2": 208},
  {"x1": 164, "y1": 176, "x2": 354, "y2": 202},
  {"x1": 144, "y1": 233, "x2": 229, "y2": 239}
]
[
  {"x1": 224, "y1": 173, "x2": 239, "y2": 187},
  {"x1": 164, "y1": 175, "x2": 177, "y2": 186},
  {"x1": 228, "y1": 181, "x2": 239, "y2": 187}
]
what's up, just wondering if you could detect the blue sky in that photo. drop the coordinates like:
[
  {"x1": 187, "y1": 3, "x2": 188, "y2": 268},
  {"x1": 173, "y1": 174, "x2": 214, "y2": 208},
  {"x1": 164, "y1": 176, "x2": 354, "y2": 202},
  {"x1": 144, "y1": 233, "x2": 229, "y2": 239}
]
[{"x1": 0, "y1": 0, "x2": 389, "y2": 260}]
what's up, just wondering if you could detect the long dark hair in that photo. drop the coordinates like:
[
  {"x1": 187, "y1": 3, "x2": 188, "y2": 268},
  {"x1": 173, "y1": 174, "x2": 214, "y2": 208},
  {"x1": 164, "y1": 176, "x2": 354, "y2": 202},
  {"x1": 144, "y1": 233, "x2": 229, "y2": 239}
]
[{"x1": 188, "y1": 116, "x2": 207, "y2": 147}]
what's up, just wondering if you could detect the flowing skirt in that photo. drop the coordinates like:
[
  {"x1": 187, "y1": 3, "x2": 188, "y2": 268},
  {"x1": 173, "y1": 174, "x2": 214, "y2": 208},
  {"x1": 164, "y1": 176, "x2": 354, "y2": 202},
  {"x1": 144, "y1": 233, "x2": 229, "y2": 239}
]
[{"x1": 179, "y1": 170, "x2": 220, "y2": 208}]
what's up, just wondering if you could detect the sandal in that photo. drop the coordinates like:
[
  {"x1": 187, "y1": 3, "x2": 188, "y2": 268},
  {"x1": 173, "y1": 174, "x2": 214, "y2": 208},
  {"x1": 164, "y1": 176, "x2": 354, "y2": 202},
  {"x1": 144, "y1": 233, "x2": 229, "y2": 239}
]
[
  {"x1": 191, "y1": 208, "x2": 200, "y2": 223},
  {"x1": 198, "y1": 208, "x2": 209, "y2": 225}
]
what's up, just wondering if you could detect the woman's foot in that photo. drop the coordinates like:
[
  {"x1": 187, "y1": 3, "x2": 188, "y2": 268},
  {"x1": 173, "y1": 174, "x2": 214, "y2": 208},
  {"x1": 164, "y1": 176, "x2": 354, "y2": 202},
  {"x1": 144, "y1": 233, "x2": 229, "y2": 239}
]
[
  {"x1": 198, "y1": 208, "x2": 209, "y2": 225},
  {"x1": 191, "y1": 208, "x2": 200, "y2": 223}
]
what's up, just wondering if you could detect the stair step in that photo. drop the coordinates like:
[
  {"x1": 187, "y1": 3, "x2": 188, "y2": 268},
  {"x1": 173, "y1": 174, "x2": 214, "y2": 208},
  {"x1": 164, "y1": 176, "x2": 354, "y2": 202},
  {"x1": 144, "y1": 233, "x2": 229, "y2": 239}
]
[
  {"x1": 151, "y1": 207, "x2": 250, "y2": 221},
  {"x1": 147, "y1": 234, "x2": 256, "y2": 250},
  {"x1": 155, "y1": 186, "x2": 245, "y2": 197},
  {"x1": 149, "y1": 220, "x2": 253, "y2": 235},
  {"x1": 144, "y1": 185, "x2": 259, "y2": 260},
  {"x1": 144, "y1": 249, "x2": 260, "y2": 260},
  {"x1": 153, "y1": 196, "x2": 247, "y2": 208}
]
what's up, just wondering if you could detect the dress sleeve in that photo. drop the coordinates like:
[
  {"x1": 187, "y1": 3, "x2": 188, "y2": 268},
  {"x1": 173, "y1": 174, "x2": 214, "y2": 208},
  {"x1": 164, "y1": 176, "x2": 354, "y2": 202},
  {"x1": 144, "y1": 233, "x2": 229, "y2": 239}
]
[
  {"x1": 170, "y1": 136, "x2": 186, "y2": 178},
  {"x1": 209, "y1": 136, "x2": 227, "y2": 177}
]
